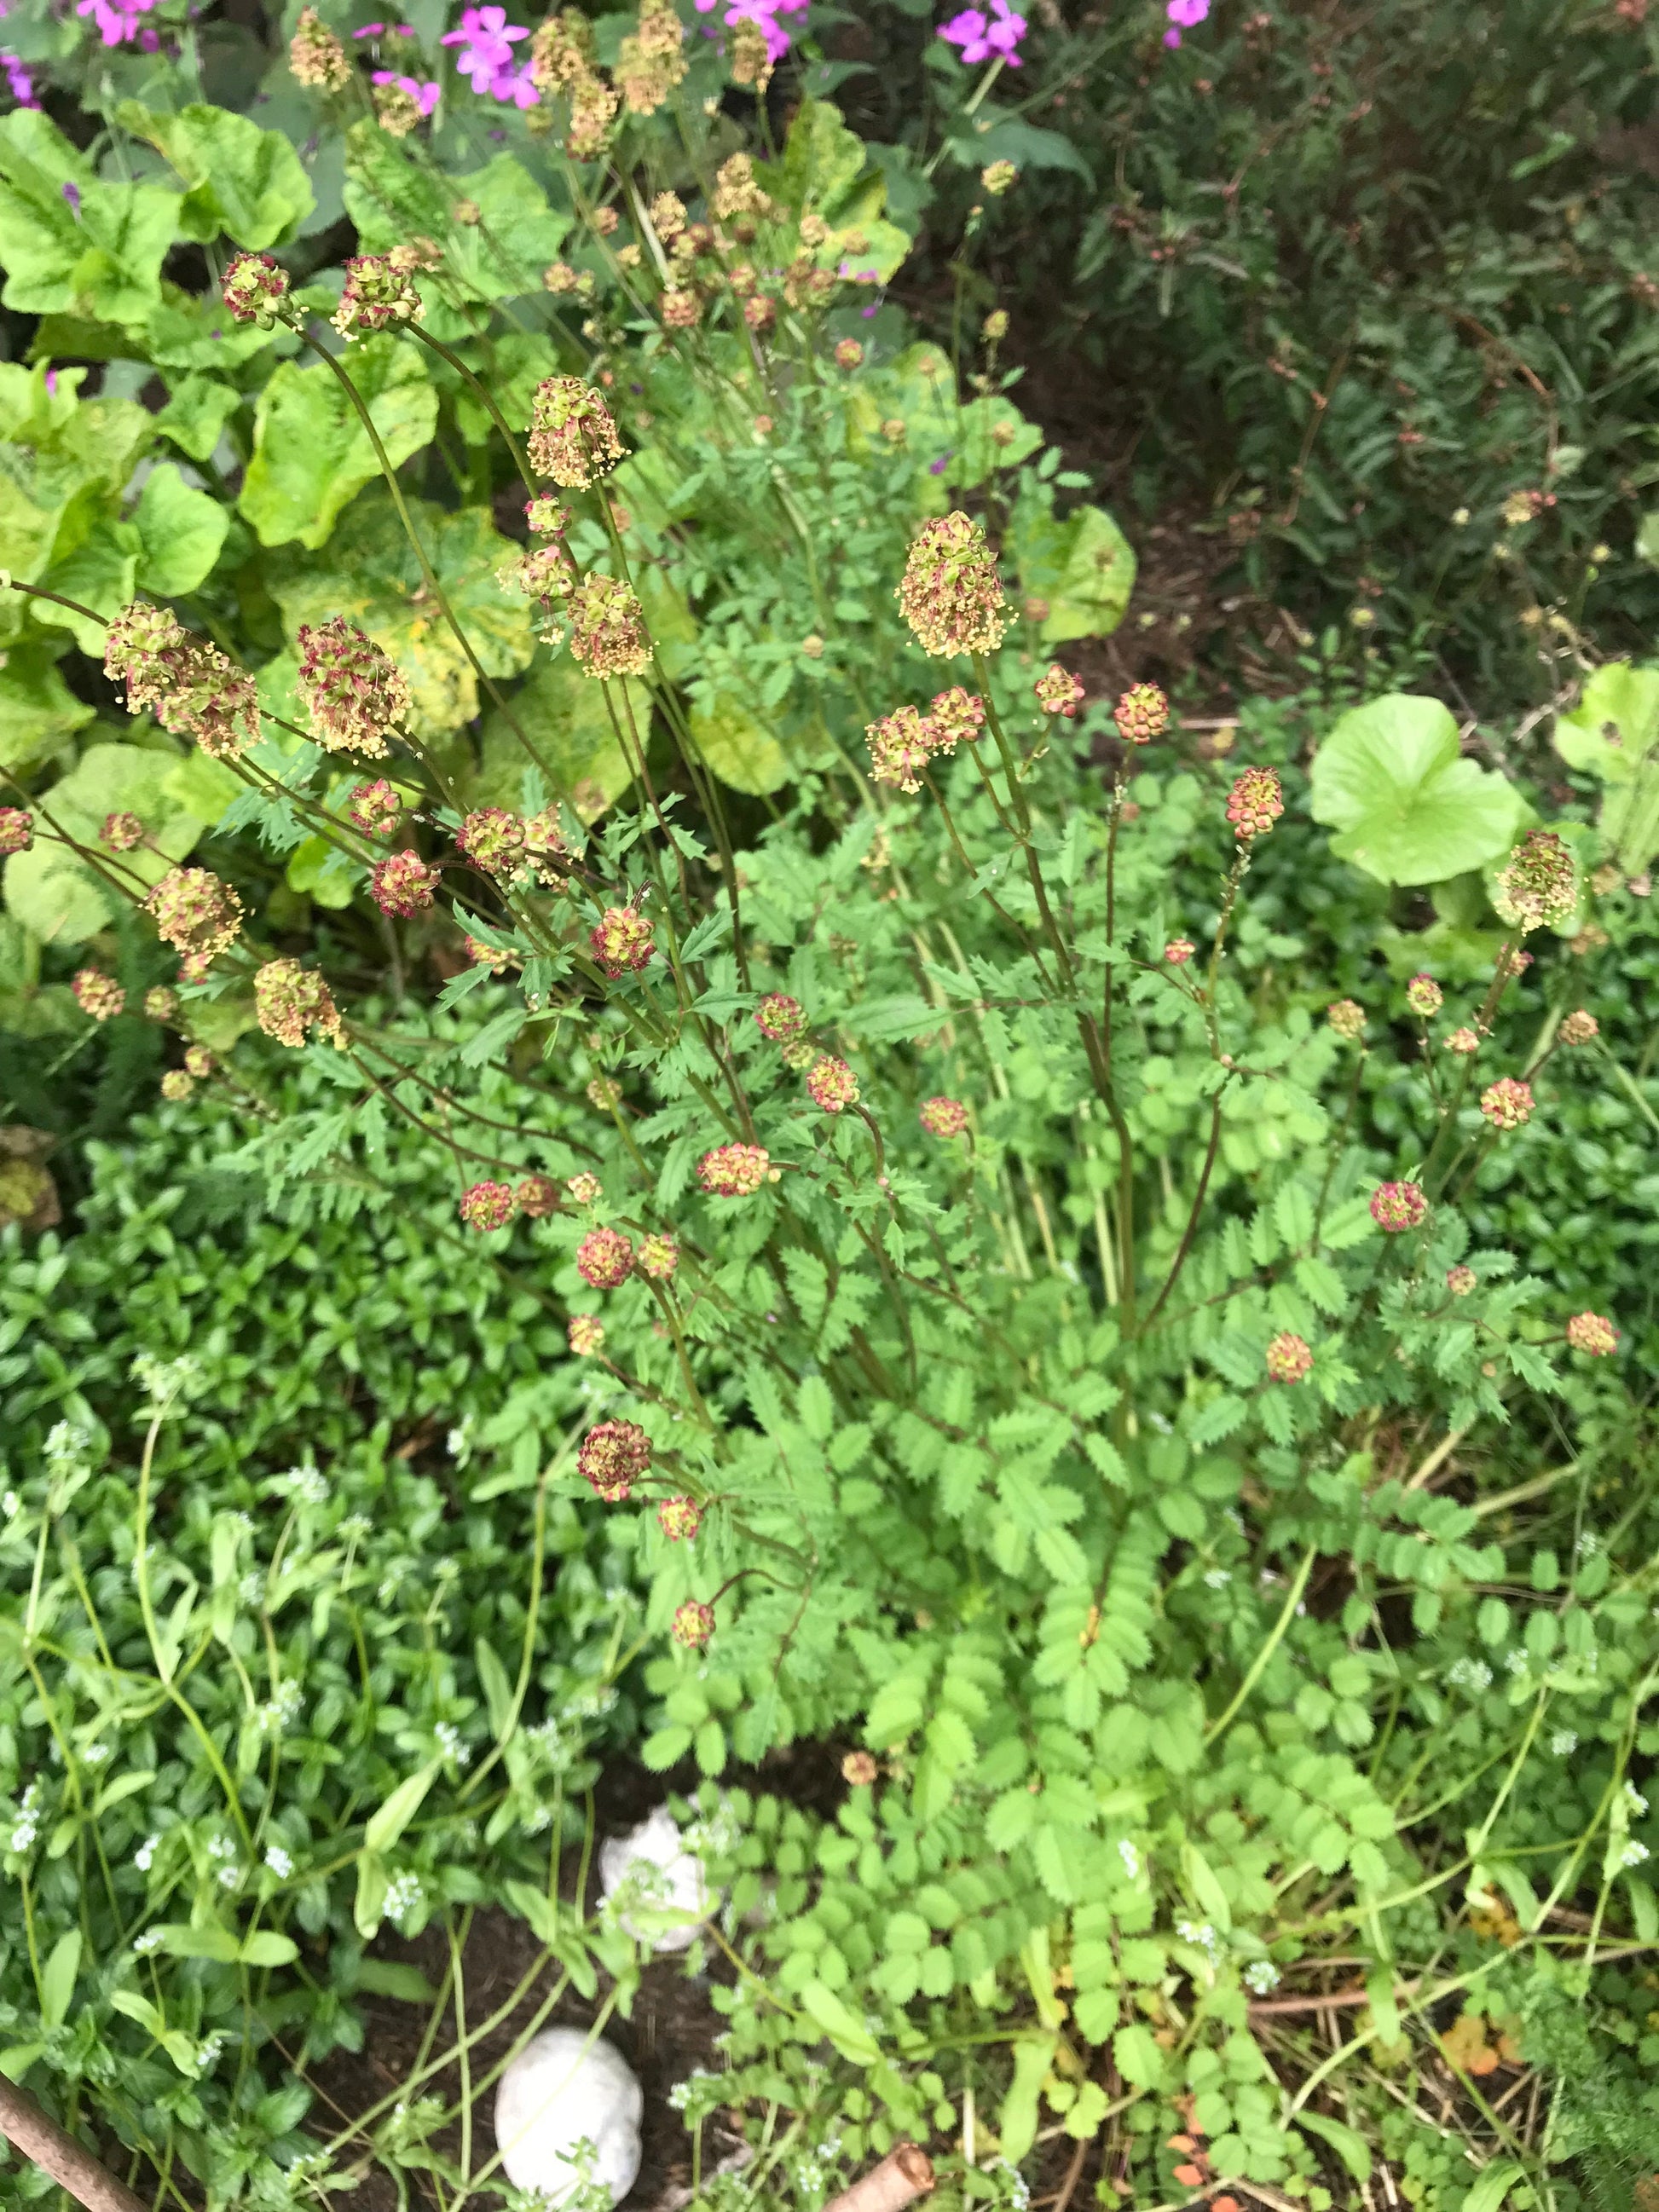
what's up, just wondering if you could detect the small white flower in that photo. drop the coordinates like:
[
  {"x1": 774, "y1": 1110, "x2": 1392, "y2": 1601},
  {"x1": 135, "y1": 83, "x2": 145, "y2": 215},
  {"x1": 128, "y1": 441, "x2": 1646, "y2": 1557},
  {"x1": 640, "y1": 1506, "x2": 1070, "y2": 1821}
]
[
  {"x1": 195, "y1": 2032, "x2": 227, "y2": 2073},
  {"x1": 133, "y1": 1927, "x2": 165, "y2": 1955},
  {"x1": 9, "y1": 1780, "x2": 43, "y2": 1853},
  {"x1": 264, "y1": 1844, "x2": 294, "y2": 1879},
  {"x1": 1448, "y1": 1657, "x2": 1493, "y2": 1694},
  {"x1": 1203, "y1": 1568, "x2": 1231, "y2": 1589},
  {"x1": 384, "y1": 1871, "x2": 423, "y2": 1927},
  {"x1": 1550, "y1": 1730, "x2": 1578, "y2": 1756},
  {"x1": 1626, "y1": 1782, "x2": 1649, "y2": 1816},
  {"x1": 280, "y1": 1465, "x2": 328, "y2": 1508},
  {"x1": 1117, "y1": 1838, "x2": 1142, "y2": 1880},
  {"x1": 44, "y1": 1422, "x2": 91, "y2": 1469},
  {"x1": 1575, "y1": 1530, "x2": 1600, "y2": 1557},
  {"x1": 1505, "y1": 1649, "x2": 1529, "y2": 1676},
  {"x1": 2, "y1": 1491, "x2": 19, "y2": 1519},
  {"x1": 1243, "y1": 1960, "x2": 1280, "y2": 1995},
  {"x1": 82, "y1": 1741, "x2": 111, "y2": 1764},
  {"x1": 134, "y1": 1834, "x2": 159, "y2": 1872},
  {"x1": 1621, "y1": 1839, "x2": 1650, "y2": 1869},
  {"x1": 434, "y1": 1721, "x2": 471, "y2": 1767}
]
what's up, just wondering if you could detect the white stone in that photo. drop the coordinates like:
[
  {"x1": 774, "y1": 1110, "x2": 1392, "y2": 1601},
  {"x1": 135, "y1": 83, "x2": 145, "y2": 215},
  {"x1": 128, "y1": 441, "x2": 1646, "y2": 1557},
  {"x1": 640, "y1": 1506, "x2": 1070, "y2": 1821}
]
[
  {"x1": 598, "y1": 1805, "x2": 711, "y2": 1955},
  {"x1": 494, "y1": 2028, "x2": 644, "y2": 2207}
]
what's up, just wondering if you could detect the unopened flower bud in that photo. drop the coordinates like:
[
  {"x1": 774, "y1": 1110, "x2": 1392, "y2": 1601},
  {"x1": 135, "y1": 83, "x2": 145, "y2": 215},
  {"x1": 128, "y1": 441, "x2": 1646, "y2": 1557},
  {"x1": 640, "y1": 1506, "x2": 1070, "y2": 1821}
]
[
  {"x1": 1405, "y1": 972, "x2": 1442, "y2": 1018},
  {"x1": 1165, "y1": 939, "x2": 1196, "y2": 967},
  {"x1": 981, "y1": 159, "x2": 1016, "y2": 195},
  {"x1": 183, "y1": 1044, "x2": 213, "y2": 1079},
  {"x1": 1225, "y1": 765, "x2": 1283, "y2": 841},
  {"x1": 834, "y1": 338, "x2": 864, "y2": 370},
  {"x1": 347, "y1": 779, "x2": 403, "y2": 837},
  {"x1": 806, "y1": 1054, "x2": 858, "y2": 1113},
  {"x1": 1114, "y1": 682, "x2": 1169, "y2": 744},
  {"x1": 566, "y1": 1172, "x2": 602, "y2": 1206},
  {"x1": 1565, "y1": 1310, "x2": 1617, "y2": 1355},
  {"x1": 373, "y1": 849, "x2": 441, "y2": 917},
  {"x1": 1446, "y1": 1265, "x2": 1477, "y2": 1297},
  {"x1": 568, "y1": 1314, "x2": 606, "y2": 1356},
  {"x1": 1559, "y1": 1008, "x2": 1598, "y2": 1046},
  {"x1": 589, "y1": 904, "x2": 655, "y2": 977},
  {"x1": 160, "y1": 1069, "x2": 194, "y2": 1101},
  {"x1": 671, "y1": 1598, "x2": 714, "y2": 1648},
  {"x1": 1035, "y1": 665, "x2": 1085, "y2": 717},
  {"x1": 697, "y1": 1142, "x2": 771, "y2": 1197},
  {"x1": 223, "y1": 250, "x2": 292, "y2": 327},
  {"x1": 657, "y1": 1495, "x2": 700, "y2": 1542},
  {"x1": 1444, "y1": 1027, "x2": 1480, "y2": 1055},
  {"x1": 457, "y1": 807, "x2": 526, "y2": 876},
  {"x1": 334, "y1": 254, "x2": 425, "y2": 338},
  {"x1": 1479, "y1": 1077, "x2": 1534, "y2": 1131},
  {"x1": 296, "y1": 618, "x2": 410, "y2": 756},
  {"x1": 0, "y1": 808, "x2": 32, "y2": 855},
  {"x1": 517, "y1": 1174, "x2": 559, "y2": 1218},
  {"x1": 143, "y1": 986, "x2": 178, "y2": 1023},
  {"x1": 755, "y1": 993, "x2": 807, "y2": 1042}
]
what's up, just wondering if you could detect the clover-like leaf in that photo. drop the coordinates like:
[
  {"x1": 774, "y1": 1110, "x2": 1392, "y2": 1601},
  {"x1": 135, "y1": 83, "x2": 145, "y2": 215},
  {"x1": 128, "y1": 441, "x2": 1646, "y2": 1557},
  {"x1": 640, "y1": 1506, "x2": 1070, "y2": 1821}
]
[{"x1": 1309, "y1": 694, "x2": 1528, "y2": 886}]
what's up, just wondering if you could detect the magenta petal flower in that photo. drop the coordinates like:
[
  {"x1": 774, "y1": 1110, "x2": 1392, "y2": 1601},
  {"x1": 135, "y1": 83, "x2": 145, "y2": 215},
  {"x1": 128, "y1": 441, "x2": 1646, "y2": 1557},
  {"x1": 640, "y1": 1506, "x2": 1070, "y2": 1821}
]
[
  {"x1": 939, "y1": 0, "x2": 1026, "y2": 65},
  {"x1": 488, "y1": 61, "x2": 539, "y2": 105},
  {"x1": 1166, "y1": 0, "x2": 1209, "y2": 23},
  {"x1": 441, "y1": 3, "x2": 527, "y2": 92}
]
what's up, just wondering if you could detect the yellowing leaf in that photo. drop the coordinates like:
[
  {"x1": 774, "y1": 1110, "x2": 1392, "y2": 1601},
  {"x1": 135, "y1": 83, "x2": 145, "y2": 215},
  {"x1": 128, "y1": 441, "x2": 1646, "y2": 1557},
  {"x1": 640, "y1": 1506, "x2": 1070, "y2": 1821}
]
[{"x1": 241, "y1": 337, "x2": 437, "y2": 552}]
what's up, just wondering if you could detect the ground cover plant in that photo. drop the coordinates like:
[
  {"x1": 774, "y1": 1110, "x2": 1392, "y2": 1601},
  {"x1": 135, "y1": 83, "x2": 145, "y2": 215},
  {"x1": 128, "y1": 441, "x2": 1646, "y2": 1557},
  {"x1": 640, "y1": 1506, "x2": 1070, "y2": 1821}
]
[{"x1": 4, "y1": 6, "x2": 1659, "y2": 2212}]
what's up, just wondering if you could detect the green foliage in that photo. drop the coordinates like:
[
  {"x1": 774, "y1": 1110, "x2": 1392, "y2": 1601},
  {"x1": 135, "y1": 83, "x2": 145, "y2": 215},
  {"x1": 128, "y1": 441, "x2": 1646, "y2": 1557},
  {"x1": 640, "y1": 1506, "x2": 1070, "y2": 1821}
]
[{"x1": 1310, "y1": 693, "x2": 1529, "y2": 886}]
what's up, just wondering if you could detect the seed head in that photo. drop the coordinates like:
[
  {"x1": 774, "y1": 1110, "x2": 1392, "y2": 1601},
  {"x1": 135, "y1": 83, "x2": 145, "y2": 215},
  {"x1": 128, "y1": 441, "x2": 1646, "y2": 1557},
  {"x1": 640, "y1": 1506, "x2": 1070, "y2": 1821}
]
[
  {"x1": 372, "y1": 849, "x2": 440, "y2": 917},
  {"x1": 578, "y1": 1418, "x2": 651, "y2": 1501},
  {"x1": 254, "y1": 958, "x2": 344, "y2": 1048},
  {"x1": 661, "y1": 287, "x2": 702, "y2": 330},
  {"x1": 566, "y1": 71, "x2": 620, "y2": 159},
  {"x1": 567, "y1": 1172, "x2": 603, "y2": 1206},
  {"x1": 671, "y1": 1598, "x2": 714, "y2": 1649},
  {"x1": 589, "y1": 904, "x2": 655, "y2": 978},
  {"x1": 638, "y1": 1232, "x2": 679, "y2": 1279},
  {"x1": 1480, "y1": 1077, "x2": 1534, "y2": 1131},
  {"x1": 1566, "y1": 1310, "x2": 1618, "y2": 1356},
  {"x1": 864, "y1": 705, "x2": 938, "y2": 794},
  {"x1": 457, "y1": 808, "x2": 527, "y2": 876},
  {"x1": 981, "y1": 159, "x2": 1017, "y2": 195},
  {"x1": 835, "y1": 339, "x2": 865, "y2": 370},
  {"x1": 1446, "y1": 1265, "x2": 1477, "y2": 1297},
  {"x1": 223, "y1": 250, "x2": 292, "y2": 327},
  {"x1": 897, "y1": 511, "x2": 1008, "y2": 657},
  {"x1": 1493, "y1": 829, "x2": 1576, "y2": 933},
  {"x1": 1226, "y1": 765, "x2": 1283, "y2": 842},
  {"x1": 529, "y1": 6, "x2": 595, "y2": 88},
  {"x1": 1114, "y1": 682, "x2": 1169, "y2": 745},
  {"x1": 295, "y1": 618, "x2": 410, "y2": 757},
  {"x1": 160, "y1": 1070, "x2": 194, "y2": 1101},
  {"x1": 72, "y1": 968, "x2": 124, "y2": 1021},
  {"x1": 754, "y1": 993, "x2": 807, "y2": 1042},
  {"x1": 712, "y1": 153, "x2": 772, "y2": 219},
  {"x1": 1264, "y1": 1331, "x2": 1312, "y2": 1383},
  {"x1": 460, "y1": 1181, "x2": 517, "y2": 1232},
  {"x1": 569, "y1": 574, "x2": 652, "y2": 678},
  {"x1": 919, "y1": 1095, "x2": 968, "y2": 1138},
  {"x1": 347, "y1": 780, "x2": 403, "y2": 838},
  {"x1": 1370, "y1": 1180, "x2": 1427, "y2": 1233},
  {"x1": 105, "y1": 601, "x2": 187, "y2": 708},
  {"x1": 1559, "y1": 1008, "x2": 1598, "y2": 1046},
  {"x1": 143, "y1": 986, "x2": 178, "y2": 1022},
  {"x1": 1164, "y1": 939, "x2": 1196, "y2": 967},
  {"x1": 146, "y1": 868, "x2": 244, "y2": 961},
  {"x1": 697, "y1": 1142, "x2": 772, "y2": 1197},
  {"x1": 290, "y1": 6, "x2": 350, "y2": 88},
  {"x1": 1405, "y1": 972, "x2": 1442, "y2": 1018},
  {"x1": 334, "y1": 254, "x2": 425, "y2": 338},
  {"x1": 517, "y1": 1174, "x2": 560, "y2": 1218},
  {"x1": 0, "y1": 808, "x2": 32, "y2": 855},
  {"x1": 529, "y1": 376, "x2": 625, "y2": 488},
  {"x1": 568, "y1": 1314, "x2": 606, "y2": 1356},
  {"x1": 806, "y1": 1055, "x2": 859, "y2": 1113},
  {"x1": 1035, "y1": 665, "x2": 1085, "y2": 717},
  {"x1": 928, "y1": 686, "x2": 986, "y2": 754},
  {"x1": 1444, "y1": 1027, "x2": 1481, "y2": 1055},
  {"x1": 842, "y1": 1750, "x2": 880, "y2": 1786},
  {"x1": 182, "y1": 1044, "x2": 213, "y2": 1079},
  {"x1": 576, "y1": 1227, "x2": 634, "y2": 1289}
]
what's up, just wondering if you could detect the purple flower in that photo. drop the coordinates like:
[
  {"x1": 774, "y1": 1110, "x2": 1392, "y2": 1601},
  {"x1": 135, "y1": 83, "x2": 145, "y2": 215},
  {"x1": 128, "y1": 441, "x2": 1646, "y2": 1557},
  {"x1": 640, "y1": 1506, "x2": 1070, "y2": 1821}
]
[
  {"x1": 1166, "y1": 0, "x2": 1209, "y2": 21},
  {"x1": 937, "y1": 0, "x2": 1026, "y2": 66},
  {"x1": 439, "y1": 4, "x2": 527, "y2": 92},
  {"x1": 43, "y1": 367, "x2": 57, "y2": 396},
  {"x1": 928, "y1": 452, "x2": 953, "y2": 475},
  {"x1": 61, "y1": 180, "x2": 81, "y2": 217},
  {"x1": 2, "y1": 49, "x2": 38, "y2": 104},
  {"x1": 372, "y1": 69, "x2": 442, "y2": 113},
  {"x1": 694, "y1": 0, "x2": 809, "y2": 63},
  {"x1": 488, "y1": 61, "x2": 539, "y2": 106},
  {"x1": 76, "y1": 0, "x2": 157, "y2": 44}
]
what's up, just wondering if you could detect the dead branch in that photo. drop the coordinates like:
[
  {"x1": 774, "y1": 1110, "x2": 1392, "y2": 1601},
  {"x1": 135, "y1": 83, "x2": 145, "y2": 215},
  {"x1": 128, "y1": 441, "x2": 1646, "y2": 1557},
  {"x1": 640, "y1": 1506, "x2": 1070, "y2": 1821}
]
[
  {"x1": 823, "y1": 2143, "x2": 936, "y2": 2212},
  {"x1": 0, "y1": 2080, "x2": 147, "y2": 2212}
]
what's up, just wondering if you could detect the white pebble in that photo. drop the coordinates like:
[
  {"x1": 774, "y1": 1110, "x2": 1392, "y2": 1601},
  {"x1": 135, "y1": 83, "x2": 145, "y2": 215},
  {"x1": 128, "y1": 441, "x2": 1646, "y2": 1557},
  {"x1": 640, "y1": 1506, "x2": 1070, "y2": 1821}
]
[
  {"x1": 598, "y1": 1806, "x2": 711, "y2": 1955},
  {"x1": 494, "y1": 2029, "x2": 643, "y2": 2207}
]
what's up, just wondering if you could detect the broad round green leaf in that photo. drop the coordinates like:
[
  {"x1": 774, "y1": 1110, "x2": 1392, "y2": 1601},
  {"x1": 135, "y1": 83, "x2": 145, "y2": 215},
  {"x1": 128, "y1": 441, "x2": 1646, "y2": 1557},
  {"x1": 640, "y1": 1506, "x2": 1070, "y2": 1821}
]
[
  {"x1": 2, "y1": 739, "x2": 203, "y2": 944},
  {"x1": 1553, "y1": 659, "x2": 1659, "y2": 784},
  {"x1": 240, "y1": 338, "x2": 437, "y2": 553},
  {"x1": 1309, "y1": 693, "x2": 1528, "y2": 886},
  {"x1": 134, "y1": 461, "x2": 228, "y2": 598}
]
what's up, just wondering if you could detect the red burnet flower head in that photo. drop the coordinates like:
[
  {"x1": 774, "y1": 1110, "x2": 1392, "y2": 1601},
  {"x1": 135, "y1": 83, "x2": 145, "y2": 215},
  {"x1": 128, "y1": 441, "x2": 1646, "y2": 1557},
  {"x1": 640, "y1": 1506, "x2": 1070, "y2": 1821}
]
[
  {"x1": 657, "y1": 1494, "x2": 701, "y2": 1541},
  {"x1": 1114, "y1": 681, "x2": 1169, "y2": 745},
  {"x1": 334, "y1": 253, "x2": 425, "y2": 338},
  {"x1": 1405, "y1": 972, "x2": 1442, "y2": 1018},
  {"x1": 589, "y1": 904, "x2": 655, "y2": 977},
  {"x1": 524, "y1": 493, "x2": 570, "y2": 535},
  {"x1": 578, "y1": 1417, "x2": 651, "y2": 1501},
  {"x1": 100, "y1": 811, "x2": 145, "y2": 852},
  {"x1": 671, "y1": 1598, "x2": 715, "y2": 1649},
  {"x1": 1480, "y1": 1076, "x2": 1534, "y2": 1131},
  {"x1": 919, "y1": 1095, "x2": 968, "y2": 1138},
  {"x1": 1164, "y1": 939, "x2": 1196, "y2": 967},
  {"x1": 638, "y1": 1232, "x2": 679, "y2": 1279},
  {"x1": 1444, "y1": 1027, "x2": 1480, "y2": 1056},
  {"x1": 347, "y1": 779, "x2": 403, "y2": 838},
  {"x1": 143, "y1": 986, "x2": 178, "y2": 1023},
  {"x1": 865, "y1": 704, "x2": 938, "y2": 794},
  {"x1": 928, "y1": 686, "x2": 986, "y2": 753},
  {"x1": 834, "y1": 338, "x2": 864, "y2": 370},
  {"x1": 1264, "y1": 1331, "x2": 1312, "y2": 1384},
  {"x1": 0, "y1": 808, "x2": 33, "y2": 855},
  {"x1": 254, "y1": 957, "x2": 343, "y2": 1048},
  {"x1": 159, "y1": 1069, "x2": 194, "y2": 1102},
  {"x1": 183, "y1": 1044, "x2": 213, "y2": 1079},
  {"x1": 806, "y1": 1055, "x2": 859, "y2": 1113},
  {"x1": 296, "y1": 618, "x2": 411, "y2": 757},
  {"x1": 1446, "y1": 1265, "x2": 1477, "y2": 1297},
  {"x1": 1559, "y1": 1008, "x2": 1599, "y2": 1046},
  {"x1": 660, "y1": 287, "x2": 702, "y2": 330},
  {"x1": 290, "y1": 6, "x2": 351, "y2": 89},
  {"x1": 1226, "y1": 765, "x2": 1284, "y2": 842},
  {"x1": 1326, "y1": 1000, "x2": 1365, "y2": 1040},
  {"x1": 896, "y1": 510, "x2": 1008, "y2": 657},
  {"x1": 1370, "y1": 1180, "x2": 1427, "y2": 1233},
  {"x1": 568, "y1": 1314, "x2": 605, "y2": 1356},
  {"x1": 528, "y1": 375, "x2": 626, "y2": 488},
  {"x1": 72, "y1": 968, "x2": 124, "y2": 1022},
  {"x1": 457, "y1": 807, "x2": 526, "y2": 876},
  {"x1": 373, "y1": 849, "x2": 441, "y2": 917},
  {"x1": 223, "y1": 250, "x2": 292, "y2": 327},
  {"x1": 569, "y1": 573, "x2": 653, "y2": 679},
  {"x1": 468, "y1": 935, "x2": 516, "y2": 973},
  {"x1": 1493, "y1": 829, "x2": 1576, "y2": 933},
  {"x1": 697, "y1": 1142, "x2": 772, "y2": 1197},
  {"x1": 566, "y1": 1172, "x2": 603, "y2": 1206},
  {"x1": 754, "y1": 992, "x2": 807, "y2": 1042},
  {"x1": 146, "y1": 867, "x2": 245, "y2": 961},
  {"x1": 517, "y1": 1174, "x2": 559, "y2": 1218},
  {"x1": 1035, "y1": 664, "x2": 1085, "y2": 717},
  {"x1": 1566, "y1": 1310, "x2": 1618, "y2": 1356},
  {"x1": 576, "y1": 1227, "x2": 634, "y2": 1289},
  {"x1": 460, "y1": 1181, "x2": 517, "y2": 1232}
]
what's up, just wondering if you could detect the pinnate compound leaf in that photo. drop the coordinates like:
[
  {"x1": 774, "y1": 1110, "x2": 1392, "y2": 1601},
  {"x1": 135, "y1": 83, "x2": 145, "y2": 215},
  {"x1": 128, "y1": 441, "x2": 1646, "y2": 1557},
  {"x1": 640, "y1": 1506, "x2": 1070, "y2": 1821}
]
[{"x1": 1309, "y1": 694, "x2": 1527, "y2": 886}]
